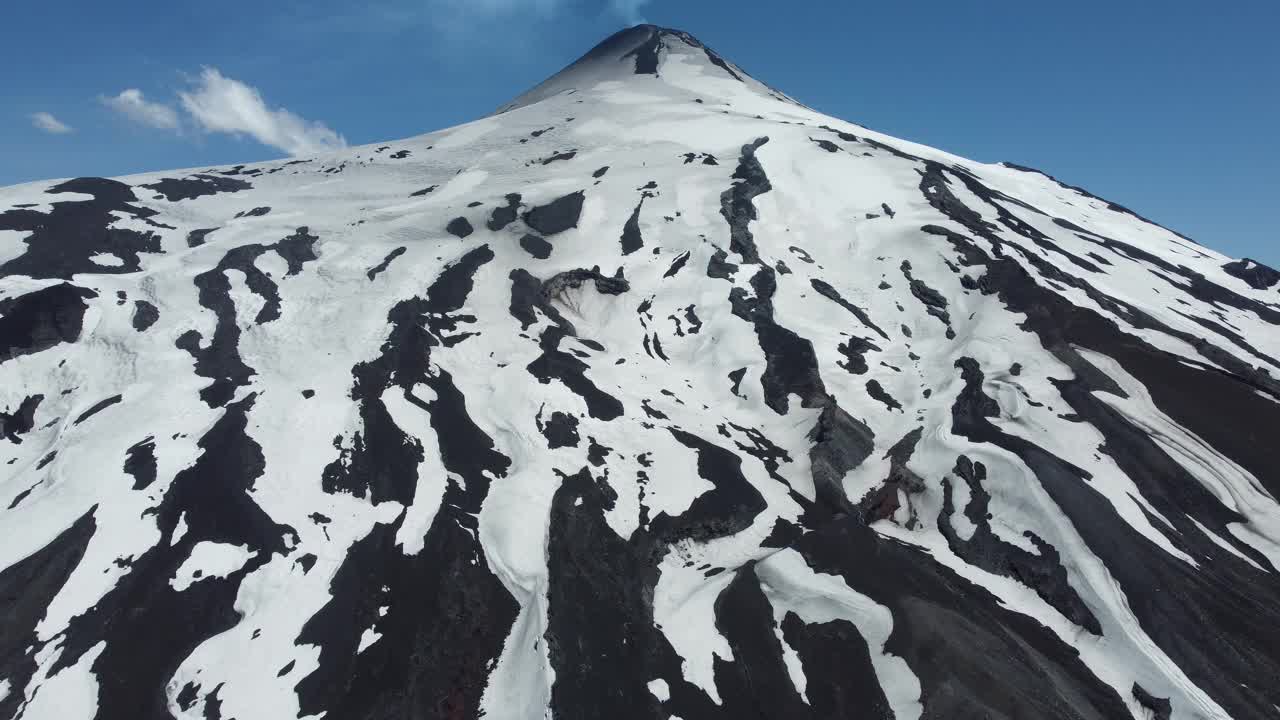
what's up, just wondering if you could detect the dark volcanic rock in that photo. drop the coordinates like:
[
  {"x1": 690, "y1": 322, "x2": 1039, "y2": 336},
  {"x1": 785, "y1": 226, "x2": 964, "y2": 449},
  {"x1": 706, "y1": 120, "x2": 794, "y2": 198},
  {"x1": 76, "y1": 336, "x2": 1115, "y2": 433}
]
[
  {"x1": 0, "y1": 178, "x2": 163, "y2": 279},
  {"x1": 620, "y1": 199, "x2": 645, "y2": 255},
  {"x1": 523, "y1": 191, "x2": 585, "y2": 235},
  {"x1": 446, "y1": 217, "x2": 474, "y2": 238},
  {"x1": 1, "y1": 394, "x2": 43, "y2": 443},
  {"x1": 538, "y1": 409, "x2": 581, "y2": 449},
  {"x1": 1, "y1": 283, "x2": 96, "y2": 363},
  {"x1": 519, "y1": 233, "x2": 553, "y2": 259},
  {"x1": 132, "y1": 300, "x2": 159, "y2": 331},
  {"x1": 367, "y1": 247, "x2": 407, "y2": 280},
  {"x1": 487, "y1": 193, "x2": 523, "y2": 231},
  {"x1": 187, "y1": 228, "x2": 217, "y2": 247},
  {"x1": 0, "y1": 508, "x2": 97, "y2": 719},
  {"x1": 1223, "y1": 257, "x2": 1280, "y2": 290},
  {"x1": 142, "y1": 174, "x2": 251, "y2": 202}
]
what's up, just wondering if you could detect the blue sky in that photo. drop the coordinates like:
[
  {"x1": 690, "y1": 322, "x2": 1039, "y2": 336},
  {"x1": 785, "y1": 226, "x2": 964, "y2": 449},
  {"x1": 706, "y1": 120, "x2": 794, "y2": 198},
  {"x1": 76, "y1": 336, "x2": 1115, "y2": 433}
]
[{"x1": 4, "y1": 1, "x2": 1276, "y2": 265}]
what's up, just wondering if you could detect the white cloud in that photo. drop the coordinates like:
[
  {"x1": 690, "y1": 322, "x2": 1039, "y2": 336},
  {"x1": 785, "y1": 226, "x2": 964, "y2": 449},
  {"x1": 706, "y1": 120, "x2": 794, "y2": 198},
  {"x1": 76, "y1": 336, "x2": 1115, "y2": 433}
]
[
  {"x1": 178, "y1": 68, "x2": 346, "y2": 156},
  {"x1": 421, "y1": 0, "x2": 564, "y2": 41},
  {"x1": 101, "y1": 89, "x2": 181, "y2": 130},
  {"x1": 31, "y1": 112, "x2": 73, "y2": 134},
  {"x1": 610, "y1": 0, "x2": 652, "y2": 25}
]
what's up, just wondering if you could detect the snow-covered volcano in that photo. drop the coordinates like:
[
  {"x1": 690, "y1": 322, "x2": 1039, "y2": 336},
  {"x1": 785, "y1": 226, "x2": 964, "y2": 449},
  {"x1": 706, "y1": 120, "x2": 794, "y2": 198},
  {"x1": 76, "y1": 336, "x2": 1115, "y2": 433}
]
[{"x1": 3, "y1": 24, "x2": 1280, "y2": 720}]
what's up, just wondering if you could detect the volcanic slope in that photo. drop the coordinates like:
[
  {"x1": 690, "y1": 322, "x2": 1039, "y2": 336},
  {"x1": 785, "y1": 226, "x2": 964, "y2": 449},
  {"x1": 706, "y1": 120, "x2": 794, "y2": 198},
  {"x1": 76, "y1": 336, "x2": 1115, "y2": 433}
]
[{"x1": 3, "y1": 24, "x2": 1280, "y2": 720}]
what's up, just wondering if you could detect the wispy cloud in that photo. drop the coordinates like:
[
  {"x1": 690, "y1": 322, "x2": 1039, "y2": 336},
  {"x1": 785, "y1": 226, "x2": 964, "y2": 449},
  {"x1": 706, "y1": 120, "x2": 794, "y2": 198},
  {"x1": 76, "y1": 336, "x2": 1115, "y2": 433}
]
[
  {"x1": 99, "y1": 70, "x2": 345, "y2": 157},
  {"x1": 31, "y1": 111, "x2": 73, "y2": 134},
  {"x1": 178, "y1": 68, "x2": 346, "y2": 156},
  {"x1": 419, "y1": 0, "x2": 568, "y2": 43},
  {"x1": 609, "y1": 0, "x2": 652, "y2": 25},
  {"x1": 101, "y1": 89, "x2": 181, "y2": 130}
]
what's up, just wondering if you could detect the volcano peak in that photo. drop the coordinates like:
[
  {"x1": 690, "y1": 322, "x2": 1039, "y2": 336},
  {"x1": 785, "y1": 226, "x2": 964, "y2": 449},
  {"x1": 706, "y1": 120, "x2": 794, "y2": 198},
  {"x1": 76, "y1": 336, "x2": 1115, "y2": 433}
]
[{"x1": 497, "y1": 24, "x2": 777, "y2": 113}]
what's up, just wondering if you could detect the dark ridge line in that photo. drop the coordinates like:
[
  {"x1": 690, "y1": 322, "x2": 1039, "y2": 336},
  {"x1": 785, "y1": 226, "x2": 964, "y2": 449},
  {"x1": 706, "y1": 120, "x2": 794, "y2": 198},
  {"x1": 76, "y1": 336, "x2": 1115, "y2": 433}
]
[
  {"x1": 809, "y1": 279, "x2": 889, "y2": 340},
  {"x1": 662, "y1": 28, "x2": 746, "y2": 83},
  {"x1": 73, "y1": 394, "x2": 122, "y2": 425},
  {"x1": 1001, "y1": 161, "x2": 1204, "y2": 247},
  {"x1": 0, "y1": 507, "x2": 98, "y2": 719},
  {"x1": 933, "y1": 214, "x2": 1280, "y2": 716},
  {"x1": 794, "y1": 510, "x2": 1132, "y2": 718},
  {"x1": 651, "y1": 334, "x2": 668, "y2": 361},
  {"x1": 1052, "y1": 217, "x2": 1280, "y2": 329},
  {"x1": 719, "y1": 137, "x2": 771, "y2": 265},
  {"x1": 945, "y1": 165, "x2": 1107, "y2": 277},
  {"x1": 898, "y1": 260, "x2": 954, "y2": 337},
  {"x1": 622, "y1": 26, "x2": 663, "y2": 75},
  {"x1": 663, "y1": 251, "x2": 690, "y2": 278},
  {"x1": 951, "y1": 353, "x2": 1280, "y2": 717},
  {"x1": 366, "y1": 246, "x2": 407, "y2": 281},
  {"x1": 809, "y1": 137, "x2": 840, "y2": 153},
  {"x1": 918, "y1": 165, "x2": 1280, "y2": 400},
  {"x1": 713, "y1": 134, "x2": 879, "y2": 530},
  {"x1": 940, "y1": 451, "x2": 1102, "y2": 634}
]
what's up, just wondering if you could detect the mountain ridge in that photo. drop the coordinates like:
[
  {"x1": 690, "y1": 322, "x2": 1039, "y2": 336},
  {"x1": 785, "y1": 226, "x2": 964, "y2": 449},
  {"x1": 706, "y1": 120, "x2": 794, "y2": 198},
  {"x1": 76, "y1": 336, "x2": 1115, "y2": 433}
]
[{"x1": 496, "y1": 24, "x2": 801, "y2": 114}]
